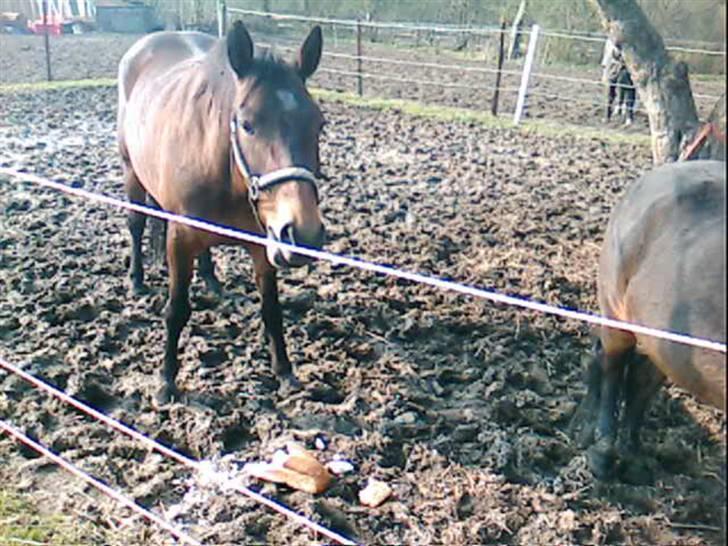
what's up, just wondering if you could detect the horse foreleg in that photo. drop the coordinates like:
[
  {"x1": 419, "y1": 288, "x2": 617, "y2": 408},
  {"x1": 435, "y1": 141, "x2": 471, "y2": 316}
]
[
  {"x1": 160, "y1": 224, "x2": 195, "y2": 404},
  {"x1": 124, "y1": 164, "x2": 147, "y2": 294},
  {"x1": 250, "y1": 246, "x2": 298, "y2": 389}
]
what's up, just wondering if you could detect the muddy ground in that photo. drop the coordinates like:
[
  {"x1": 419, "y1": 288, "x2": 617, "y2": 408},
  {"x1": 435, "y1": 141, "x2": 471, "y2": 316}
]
[
  {"x1": 1, "y1": 30, "x2": 725, "y2": 133},
  {"x1": 0, "y1": 79, "x2": 726, "y2": 546},
  {"x1": 0, "y1": 29, "x2": 726, "y2": 546}
]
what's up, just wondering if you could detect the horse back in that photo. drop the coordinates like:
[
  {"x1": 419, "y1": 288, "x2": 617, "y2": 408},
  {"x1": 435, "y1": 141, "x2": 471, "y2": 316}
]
[
  {"x1": 118, "y1": 31, "x2": 216, "y2": 108},
  {"x1": 117, "y1": 31, "x2": 234, "y2": 214}
]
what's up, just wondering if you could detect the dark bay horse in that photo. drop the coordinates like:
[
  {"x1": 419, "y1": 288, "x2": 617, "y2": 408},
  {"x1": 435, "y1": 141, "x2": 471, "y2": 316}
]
[
  {"x1": 571, "y1": 160, "x2": 726, "y2": 480},
  {"x1": 117, "y1": 22, "x2": 326, "y2": 402}
]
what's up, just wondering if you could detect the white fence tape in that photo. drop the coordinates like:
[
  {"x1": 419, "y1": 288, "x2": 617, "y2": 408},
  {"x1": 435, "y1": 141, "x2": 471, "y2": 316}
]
[{"x1": 0, "y1": 167, "x2": 724, "y2": 354}]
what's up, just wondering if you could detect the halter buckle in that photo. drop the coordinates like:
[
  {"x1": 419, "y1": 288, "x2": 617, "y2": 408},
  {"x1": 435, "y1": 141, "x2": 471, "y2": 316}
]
[{"x1": 248, "y1": 176, "x2": 261, "y2": 201}]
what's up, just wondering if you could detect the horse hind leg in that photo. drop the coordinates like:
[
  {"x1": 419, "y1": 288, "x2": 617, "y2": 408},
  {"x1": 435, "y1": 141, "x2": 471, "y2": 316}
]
[
  {"x1": 568, "y1": 339, "x2": 604, "y2": 448},
  {"x1": 159, "y1": 223, "x2": 196, "y2": 404},
  {"x1": 198, "y1": 249, "x2": 223, "y2": 296},
  {"x1": 587, "y1": 328, "x2": 635, "y2": 480},
  {"x1": 622, "y1": 356, "x2": 664, "y2": 454},
  {"x1": 616, "y1": 355, "x2": 665, "y2": 484},
  {"x1": 124, "y1": 163, "x2": 147, "y2": 294}
]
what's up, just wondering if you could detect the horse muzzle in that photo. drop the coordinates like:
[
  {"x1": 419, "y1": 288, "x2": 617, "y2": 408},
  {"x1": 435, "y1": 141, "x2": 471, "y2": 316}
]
[{"x1": 266, "y1": 222, "x2": 326, "y2": 268}]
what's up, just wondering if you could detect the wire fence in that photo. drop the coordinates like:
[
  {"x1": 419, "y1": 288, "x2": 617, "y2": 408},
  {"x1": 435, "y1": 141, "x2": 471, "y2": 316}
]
[
  {"x1": 0, "y1": 356, "x2": 358, "y2": 546},
  {"x1": 228, "y1": 7, "x2": 726, "y2": 131},
  {"x1": 0, "y1": 166, "x2": 724, "y2": 354},
  {"x1": 0, "y1": 419, "x2": 203, "y2": 546},
  {"x1": 0, "y1": 160, "x2": 724, "y2": 542},
  {"x1": 0, "y1": 7, "x2": 725, "y2": 543},
  {"x1": 0, "y1": 6, "x2": 723, "y2": 132}
]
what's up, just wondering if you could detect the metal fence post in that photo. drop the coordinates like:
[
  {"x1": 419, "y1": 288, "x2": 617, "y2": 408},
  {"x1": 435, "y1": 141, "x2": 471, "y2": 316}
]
[
  {"x1": 217, "y1": 0, "x2": 227, "y2": 37},
  {"x1": 356, "y1": 18, "x2": 363, "y2": 97},
  {"x1": 42, "y1": 0, "x2": 52, "y2": 81},
  {"x1": 491, "y1": 19, "x2": 507, "y2": 116},
  {"x1": 513, "y1": 24, "x2": 539, "y2": 125}
]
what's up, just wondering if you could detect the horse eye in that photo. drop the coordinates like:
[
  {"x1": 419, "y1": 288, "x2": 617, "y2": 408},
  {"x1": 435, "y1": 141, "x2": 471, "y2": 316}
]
[{"x1": 242, "y1": 120, "x2": 255, "y2": 135}]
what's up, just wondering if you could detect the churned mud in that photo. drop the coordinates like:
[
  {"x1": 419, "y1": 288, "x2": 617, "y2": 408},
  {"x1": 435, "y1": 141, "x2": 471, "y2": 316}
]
[{"x1": 0, "y1": 41, "x2": 725, "y2": 546}]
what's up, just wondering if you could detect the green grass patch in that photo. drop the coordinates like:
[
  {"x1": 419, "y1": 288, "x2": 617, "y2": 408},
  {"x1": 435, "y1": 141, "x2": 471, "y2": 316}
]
[
  {"x1": 0, "y1": 78, "x2": 649, "y2": 146},
  {"x1": 0, "y1": 78, "x2": 116, "y2": 94},
  {"x1": 312, "y1": 87, "x2": 651, "y2": 145},
  {"x1": 0, "y1": 489, "x2": 103, "y2": 545},
  {"x1": 690, "y1": 73, "x2": 726, "y2": 83}
]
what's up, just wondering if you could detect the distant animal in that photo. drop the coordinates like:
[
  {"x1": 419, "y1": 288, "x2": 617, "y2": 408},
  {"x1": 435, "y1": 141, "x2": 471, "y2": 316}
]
[
  {"x1": 571, "y1": 160, "x2": 726, "y2": 480},
  {"x1": 602, "y1": 39, "x2": 636, "y2": 125},
  {"x1": 117, "y1": 22, "x2": 327, "y2": 403}
]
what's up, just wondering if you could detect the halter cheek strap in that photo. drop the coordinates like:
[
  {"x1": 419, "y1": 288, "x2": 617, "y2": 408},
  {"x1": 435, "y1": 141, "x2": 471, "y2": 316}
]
[{"x1": 229, "y1": 118, "x2": 320, "y2": 206}]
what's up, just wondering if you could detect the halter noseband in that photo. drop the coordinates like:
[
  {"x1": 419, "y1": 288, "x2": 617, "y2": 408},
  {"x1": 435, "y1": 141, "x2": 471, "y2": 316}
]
[{"x1": 229, "y1": 117, "x2": 319, "y2": 207}]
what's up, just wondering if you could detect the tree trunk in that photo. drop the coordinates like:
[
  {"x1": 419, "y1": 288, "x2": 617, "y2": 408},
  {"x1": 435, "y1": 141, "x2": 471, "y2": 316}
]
[{"x1": 591, "y1": 0, "x2": 700, "y2": 164}]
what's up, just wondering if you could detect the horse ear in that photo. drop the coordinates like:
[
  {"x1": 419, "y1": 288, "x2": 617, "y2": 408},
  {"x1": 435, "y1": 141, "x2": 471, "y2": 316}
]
[
  {"x1": 296, "y1": 25, "x2": 322, "y2": 81},
  {"x1": 227, "y1": 21, "x2": 254, "y2": 78}
]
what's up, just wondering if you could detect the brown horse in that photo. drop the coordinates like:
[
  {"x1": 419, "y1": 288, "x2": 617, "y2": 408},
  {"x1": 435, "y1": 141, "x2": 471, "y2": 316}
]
[
  {"x1": 571, "y1": 160, "x2": 726, "y2": 480},
  {"x1": 117, "y1": 22, "x2": 326, "y2": 402}
]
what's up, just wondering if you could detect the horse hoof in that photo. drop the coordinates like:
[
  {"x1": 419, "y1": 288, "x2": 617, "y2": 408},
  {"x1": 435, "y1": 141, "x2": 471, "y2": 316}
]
[
  {"x1": 573, "y1": 421, "x2": 597, "y2": 449},
  {"x1": 617, "y1": 458, "x2": 654, "y2": 485},
  {"x1": 205, "y1": 278, "x2": 224, "y2": 297},
  {"x1": 587, "y1": 442, "x2": 617, "y2": 480},
  {"x1": 278, "y1": 374, "x2": 302, "y2": 395},
  {"x1": 129, "y1": 281, "x2": 148, "y2": 296},
  {"x1": 155, "y1": 384, "x2": 180, "y2": 406},
  {"x1": 567, "y1": 402, "x2": 597, "y2": 448}
]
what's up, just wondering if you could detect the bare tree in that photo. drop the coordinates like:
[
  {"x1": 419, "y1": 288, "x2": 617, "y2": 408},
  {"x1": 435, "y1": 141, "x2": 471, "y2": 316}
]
[{"x1": 590, "y1": 0, "x2": 701, "y2": 164}]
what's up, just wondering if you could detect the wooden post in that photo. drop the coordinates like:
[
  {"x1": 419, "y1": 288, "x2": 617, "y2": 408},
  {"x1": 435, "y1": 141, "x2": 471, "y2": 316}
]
[
  {"x1": 42, "y1": 0, "x2": 52, "y2": 81},
  {"x1": 491, "y1": 19, "x2": 507, "y2": 116},
  {"x1": 513, "y1": 24, "x2": 539, "y2": 125},
  {"x1": 356, "y1": 19, "x2": 363, "y2": 97},
  {"x1": 216, "y1": 0, "x2": 227, "y2": 37}
]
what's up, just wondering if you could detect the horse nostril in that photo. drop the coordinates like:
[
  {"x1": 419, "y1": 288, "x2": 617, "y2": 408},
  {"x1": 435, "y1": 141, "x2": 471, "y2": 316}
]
[
  {"x1": 282, "y1": 223, "x2": 295, "y2": 245},
  {"x1": 268, "y1": 222, "x2": 295, "y2": 244}
]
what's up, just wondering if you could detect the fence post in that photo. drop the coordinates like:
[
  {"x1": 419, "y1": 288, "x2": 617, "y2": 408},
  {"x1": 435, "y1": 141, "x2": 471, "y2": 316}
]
[
  {"x1": 491, "y1": 19, "x2": 507, "y2": 116},
  {"x1": 42, "y1": 0, "x2": 52, "y2": 81},
  {"x1": 356, "y1": 18, "x2": 363, "y2": 97},
  {"x1": 513, "y1": 24, "x2": 539, "y2": 125},
  {"x1": 216, "y1": 0, "x2": 227, "y2": 37}
]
